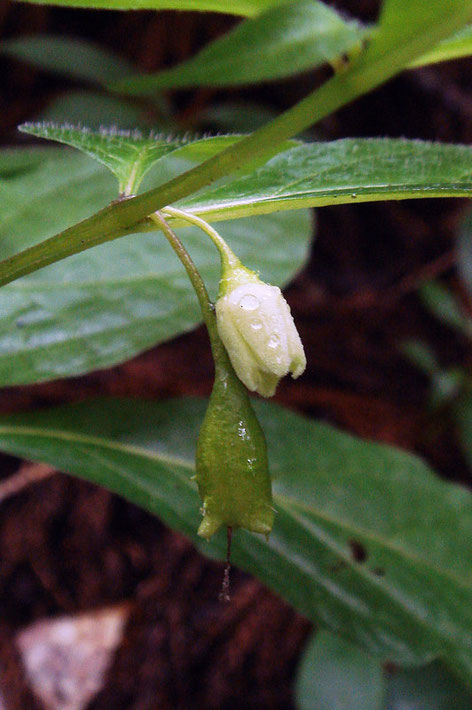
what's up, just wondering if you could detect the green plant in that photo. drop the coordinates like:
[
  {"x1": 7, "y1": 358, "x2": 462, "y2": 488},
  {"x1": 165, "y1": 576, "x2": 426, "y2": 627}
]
[{"x1": 3, "y1": 0, "x2": 472, "y2": 707}]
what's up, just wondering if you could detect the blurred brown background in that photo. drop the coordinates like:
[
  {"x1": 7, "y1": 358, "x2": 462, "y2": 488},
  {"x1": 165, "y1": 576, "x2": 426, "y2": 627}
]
[{"x1": 1, "y1": 1, "x2": 472, "y2": 707}]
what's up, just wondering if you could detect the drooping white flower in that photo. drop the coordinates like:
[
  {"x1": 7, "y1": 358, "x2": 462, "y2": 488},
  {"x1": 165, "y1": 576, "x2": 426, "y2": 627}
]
[{"x1": 216, "y1": 272, "x2": 306, "y2": 398}]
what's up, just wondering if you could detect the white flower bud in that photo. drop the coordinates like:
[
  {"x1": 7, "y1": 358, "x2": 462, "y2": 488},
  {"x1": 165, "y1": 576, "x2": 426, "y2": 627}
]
[{"x1": 216, "y1": 277, "x2": 306, "y2": 398}]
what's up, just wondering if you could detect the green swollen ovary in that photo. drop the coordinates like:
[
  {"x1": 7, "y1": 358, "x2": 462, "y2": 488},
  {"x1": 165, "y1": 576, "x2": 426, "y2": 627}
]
[{"x1": 195, "y1": 365, "x2": 274, "y2": 540}]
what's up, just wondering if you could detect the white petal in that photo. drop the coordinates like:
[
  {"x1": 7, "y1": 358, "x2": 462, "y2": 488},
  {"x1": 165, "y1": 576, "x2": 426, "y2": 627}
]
[
  {"x1": 216, "y1": 298, "x2": 261, "y2": 392},
  {"x1": 216, "y1": 276, "x2": 306, "y2": 396},
  {"x1": 279, "y1": 296, "x2": 306, "y2": 378},
  {"x1": 226, "y1": 284, "x2": 291, "y2": 376}
]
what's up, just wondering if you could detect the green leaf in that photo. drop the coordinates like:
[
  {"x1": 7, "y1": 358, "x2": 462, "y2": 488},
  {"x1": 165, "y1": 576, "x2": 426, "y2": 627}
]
[
  {"x1": 295, "y1": 631, "x2": 472, "y2": 710},
  {"x1": 113, "y1": 0, "x2": 365, "y2": 94},
  {"x1": 0, "y1": 149, "x2": 311, "y2": 385},
  {"x1": 419, "y1": 281, "x2": 472, "y2": 338},
  {"x1": 0, "y1": 146, "x2": 58, "y2": 178},
  {"x1": 0, "y1": 150, "x2": 117, "y2": 259},
  {"x1": 0, "y1": 35, "x2": 134, "y2": 84},
  {"x1": 19, "y1": 123, "x2": 204, "y2": 195},
  {"x1": 10, "y1": 0, "x2": 284, "y2": 15},
  {"x1": 412, "y1": 24, "x2": 472, "y2": 68},
  {"x1": 180, "y1": 139, "x2": 472, "y2": 222},
  {"x1": 19, "y1": 124, "x2": 285, "y2": 195},
  {"x1": 1, "y1": 399, "x2": 472, "y2": 685},
  {"x1": 384, "y1": 661, "x2": 472, "y2": 709},
  {"x1": 295, "y1": 631, "x2": 384, "y2": 710}
]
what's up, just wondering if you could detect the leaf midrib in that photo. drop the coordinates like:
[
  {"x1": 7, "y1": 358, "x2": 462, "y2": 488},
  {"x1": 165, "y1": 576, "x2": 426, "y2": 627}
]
[
  {"x1": 192, "y1": 183, "x2": 472, "y2": 207},
  {"x1": 0, "y1": 423, "x2": 194, "y2": 473},
  {"x1": 278, "y1": 492, "x2": 472, "y2": 593}
]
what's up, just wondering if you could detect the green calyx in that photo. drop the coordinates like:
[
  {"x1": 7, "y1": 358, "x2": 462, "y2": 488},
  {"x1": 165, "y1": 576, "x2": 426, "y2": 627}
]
[
  {"x1": 195, "y1": 354, "x2": 274, "y2": 540},
  {"x1": 218, "y1": 257, "x2": 261, "y2": 299}
]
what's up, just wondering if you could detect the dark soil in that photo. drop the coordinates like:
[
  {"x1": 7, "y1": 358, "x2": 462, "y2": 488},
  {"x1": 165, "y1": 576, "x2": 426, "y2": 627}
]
[{"x1": 1, "y1": 1, "x2": 472, "y2": 707}]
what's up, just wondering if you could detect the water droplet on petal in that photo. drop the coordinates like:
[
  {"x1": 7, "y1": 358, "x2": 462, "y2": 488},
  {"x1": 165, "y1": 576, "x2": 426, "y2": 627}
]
[
  {"x1": 268, "y1": 334, "x2": 280, "y2": 349},
  {"x1": 239, "y1": 294, "x2": 260, "y2": 311},
  {"x1": 250, "y1": 319, "x2": 262, "y2": 330}
]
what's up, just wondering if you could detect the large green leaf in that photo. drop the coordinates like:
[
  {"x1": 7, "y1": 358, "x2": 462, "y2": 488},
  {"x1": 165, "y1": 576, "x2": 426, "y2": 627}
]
[
  {"x1": 0, "y1": 35, "x2": 133, "y2": 83},
  {"x1": 3, "y1": 21, "x2": 471, "y2": 110},
  {"x1": 0, "y1": 149, "x2": 311, "y2": 385},
  {"x1": 113, "y1": 1, "x2": 365, "y2": 93},
  {"x1": 385, "y1": 661, "x2": 472, "y2": 709},
  {"x1": 179, "y1": 139, "x2": 472, "y2": 221},
  {"x1": 10, "y1": 0, "x2": 284, "y2": 15},
  {"x1": 295, "y1": 631, "x2": 384, "y2": 710},
  {"x1": 0, "y1": 146, "x2": 59, "y2": 178},
  {"x1": 0, "y1": 398, "x2": 472, "y2": 684},
  {"x1": 295, "y1": 631, "x2": 472, "y2": 710}
]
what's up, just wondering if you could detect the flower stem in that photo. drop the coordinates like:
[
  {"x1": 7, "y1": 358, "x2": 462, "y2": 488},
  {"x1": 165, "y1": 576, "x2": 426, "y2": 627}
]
[
  {"x1": 149, "y1": 212, "x2": 225, "y2": 362},
  {"x1": 161, "y1": 206, "x2": 239, "y2": 271}
]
